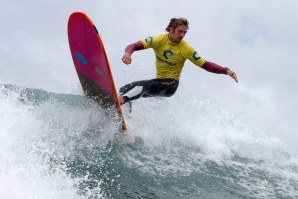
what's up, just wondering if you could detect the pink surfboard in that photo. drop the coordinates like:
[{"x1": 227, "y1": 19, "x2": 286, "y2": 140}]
[{"x1": 67, "y1": 12, "x2": 127, "y2": 131}]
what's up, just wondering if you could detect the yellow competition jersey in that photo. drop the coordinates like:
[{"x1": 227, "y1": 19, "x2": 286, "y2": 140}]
[{"x1": 140, "y1": 34, "x2": 206, "y2": 80}]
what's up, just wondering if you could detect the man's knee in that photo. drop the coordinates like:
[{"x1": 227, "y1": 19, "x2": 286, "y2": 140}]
[
  {"x1": 164, "y1": 88, "x2": 177, "y2": 97},
  {"x1": 164, "y1": 82, "x2": 179, "y2": 97},
  {"x1": 119, "y1": 82, "x2": 134, "y2": 95}
]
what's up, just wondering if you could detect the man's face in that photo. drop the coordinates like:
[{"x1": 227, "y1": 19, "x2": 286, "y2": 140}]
[{"x1": 169, "y1": 25, "x2": 188, "y2": 43}]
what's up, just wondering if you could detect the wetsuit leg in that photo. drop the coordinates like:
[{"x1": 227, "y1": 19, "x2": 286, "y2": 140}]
[{"x1": 119, "y1": 79, "x2": 179, "y2": 104}]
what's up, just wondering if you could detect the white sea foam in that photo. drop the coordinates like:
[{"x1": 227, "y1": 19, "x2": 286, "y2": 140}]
[
  {"x1": 0, "y1": 87, "x2": 108, "y2": 199},
  {"x1": 1, "y1": 85, "x2": 297, "y2": 198},
  {"x1": 121, "y1": 90, "x2": 298, "y2": 197}
]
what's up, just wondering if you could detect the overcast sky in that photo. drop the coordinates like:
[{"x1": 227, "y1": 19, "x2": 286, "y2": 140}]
[{"x1": 1, "y1": 0, "x2": 298, "y2": 156}]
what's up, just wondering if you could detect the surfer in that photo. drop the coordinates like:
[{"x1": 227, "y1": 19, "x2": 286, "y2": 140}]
[{"x1": 119, "y1": 18, "x2": 238, "y2": 105}]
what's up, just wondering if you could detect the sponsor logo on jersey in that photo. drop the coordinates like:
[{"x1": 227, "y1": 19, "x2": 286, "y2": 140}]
[
  {"x1": 192, "y1": 51, "x2": 201, "y2": 61},
  {"x1": 156, "y1": 55, "x2": 176, "y2": 66},
  {"x1": 145, "y1": 36, "x2": 153, "y2": 45},
  {"x1": 163, "y1": 50, "x2": 174, "y2": 59}
]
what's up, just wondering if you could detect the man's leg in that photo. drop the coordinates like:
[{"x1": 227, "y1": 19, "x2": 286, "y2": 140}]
[{"x1": 119, "y1": 79, "x2": 179, "y2": 104}]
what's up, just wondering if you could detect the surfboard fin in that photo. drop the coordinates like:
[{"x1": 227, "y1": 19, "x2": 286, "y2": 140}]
[{"x1": 129, "y1": 101, "x2": 132, "y2": 113}]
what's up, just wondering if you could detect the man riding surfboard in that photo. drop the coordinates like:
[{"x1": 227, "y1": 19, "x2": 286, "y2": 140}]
[{"x1": 119, "y1": 18, "x2": 238, "y2": 105}]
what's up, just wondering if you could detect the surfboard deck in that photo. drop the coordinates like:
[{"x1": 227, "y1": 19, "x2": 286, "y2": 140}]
[{"x1": 67, "y1": 12, "x2": 127, "y2": 131}]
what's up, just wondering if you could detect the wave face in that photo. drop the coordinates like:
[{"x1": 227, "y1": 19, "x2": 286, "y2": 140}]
[{"x1": 1, "y1": 84, "x2": 298, "y2": 199}]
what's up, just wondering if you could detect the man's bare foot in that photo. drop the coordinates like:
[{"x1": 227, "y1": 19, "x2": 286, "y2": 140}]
[{"x1": 118, "y1": 96, "x2": 124, "y2": 105}]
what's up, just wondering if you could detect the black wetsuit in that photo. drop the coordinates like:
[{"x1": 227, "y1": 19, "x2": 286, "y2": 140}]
[{"x1": 119, "y1": 78, "x2": 179, "y2": 104}]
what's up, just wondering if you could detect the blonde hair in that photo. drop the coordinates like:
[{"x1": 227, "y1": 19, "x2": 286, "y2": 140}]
[{"x1": 165, "y1": 18, "x2": 189, "y2": 32}]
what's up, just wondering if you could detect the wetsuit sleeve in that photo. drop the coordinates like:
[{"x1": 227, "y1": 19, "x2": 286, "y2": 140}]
[
  {"x1": 125, "y1": 41, "x2": 144, "y2": 54},
  {"x1": 202, "y1": 61, "x2": 227, "y2": 74}
]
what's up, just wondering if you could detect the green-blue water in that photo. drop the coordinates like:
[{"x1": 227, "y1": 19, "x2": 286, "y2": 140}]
[{"x1": 1, "y1": 84, "x2": 297, "y2": 199}]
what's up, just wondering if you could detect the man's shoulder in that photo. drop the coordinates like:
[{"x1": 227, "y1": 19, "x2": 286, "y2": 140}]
[
  {"x1": 179, "y1": 39, "x2": 192, "y2": 48},
  {"x1": 151, "y1": 33, "x2": 168, "y2": 42},
  {"x1": 141, "y1": 33, "x2": 168, "y2": 48},
  {"x1": 178, "y1": 39, "x2": 196, "y2": 58}
]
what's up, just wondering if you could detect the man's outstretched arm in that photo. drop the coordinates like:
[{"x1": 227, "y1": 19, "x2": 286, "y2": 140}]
[
  {"x1": 202, "y1": 61, "x2": 238, "y2": 83},
  {"x1": 122, "y1": 41, "x2": 144, "y2": 65}
]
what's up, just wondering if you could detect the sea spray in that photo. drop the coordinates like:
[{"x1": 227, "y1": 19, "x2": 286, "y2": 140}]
[{"x1": 1, "y1": 84, "x2": 297, "y2": 198}]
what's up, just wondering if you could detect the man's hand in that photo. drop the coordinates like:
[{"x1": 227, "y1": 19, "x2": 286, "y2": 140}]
[
  {"x1": 226, "y1": 67, "x2": 238, "y2": 83},
  {"x1": 122, "y1": 52, "x2": 132, "y2": 65}
]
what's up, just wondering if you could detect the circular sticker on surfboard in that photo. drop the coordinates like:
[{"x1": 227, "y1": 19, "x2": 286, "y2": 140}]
[{"x1": 75, "y1": 52, "x2": 88, "y2": 65}]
